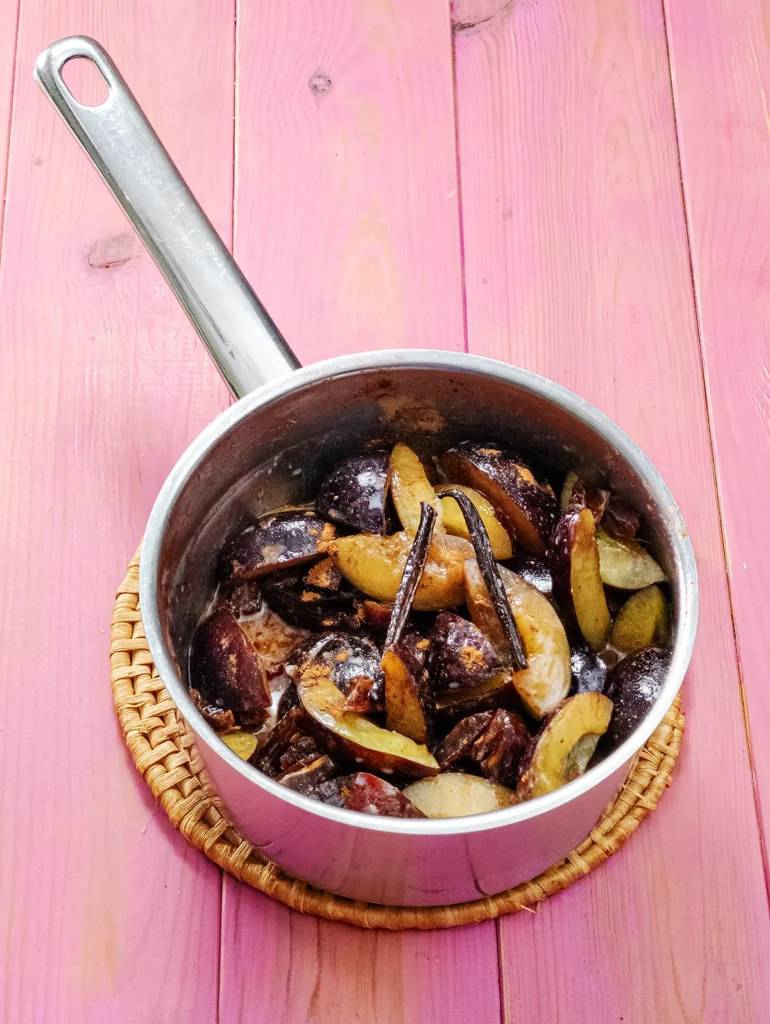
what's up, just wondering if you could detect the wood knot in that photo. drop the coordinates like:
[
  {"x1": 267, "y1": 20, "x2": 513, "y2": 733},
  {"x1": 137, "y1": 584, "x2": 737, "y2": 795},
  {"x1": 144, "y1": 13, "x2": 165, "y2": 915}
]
[
  {"x1": 87, "y1": 232, "x2": 142, "y2": 270},
  {"x1": 309, "y1": 72, "x2": 333, "y2": 96},
  {"x1": 452, "y1": 0, "x2": 515, "y2": 35}
]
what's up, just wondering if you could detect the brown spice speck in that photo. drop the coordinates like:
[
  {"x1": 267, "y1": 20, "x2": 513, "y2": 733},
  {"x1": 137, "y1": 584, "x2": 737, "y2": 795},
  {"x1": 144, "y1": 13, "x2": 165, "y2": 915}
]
[
  {"x1": 516, "y1": 465, "x2": 537, "y2": 486},
  {"x1": 301, "y1": 663, "x2": 333, "y2": 684},
  {"x1": 460, "y1": 645, "x2": 485, "y2": 669}
]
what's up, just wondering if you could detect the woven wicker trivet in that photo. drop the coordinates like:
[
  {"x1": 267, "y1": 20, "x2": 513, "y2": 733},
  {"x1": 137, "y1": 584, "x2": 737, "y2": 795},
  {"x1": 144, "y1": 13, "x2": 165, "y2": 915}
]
[{"x1": 110, "y1": 547, "x2": 684, "y2": 931}]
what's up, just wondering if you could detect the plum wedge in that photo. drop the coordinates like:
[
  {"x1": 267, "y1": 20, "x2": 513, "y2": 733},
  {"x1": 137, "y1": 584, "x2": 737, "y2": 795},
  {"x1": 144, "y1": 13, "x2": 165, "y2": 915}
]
[
  {"x1": 259, "y1": 566, "x2": 359, "y2": 633},
  {"x1": 440, "y1": 488, "x2": 527, "y2": 670},
  {"x1": 390, "y1": 443, "x2": 444, "y2": 534},
  {"x1": 470, "y1": 708, "x2": 530, "y2": 786},
  {"x1": 327, "y1": 532, "x2": 472, "y2": 610},
  {"x1": 595, "y1": 530, "x2": 666, "y2": 590},
  {"x1": 250, "y1": 705, "x2": 315, "y2": 777},
  {"x1": 380, "y1": 503, "x2": 438, "y2": 744},
  {"x1": 464, "y1": 561, "x2": 571, "y2": 719},
  {"x1": 518, "y1": 692, "x2": 613, "y2": 799},
  {"x1": 402, "y1": 773, "x2": 517, "y2": 818},
  {"x1": 189, "y1": 688, "x2": 236, "y2": 732},
  {"x1": 429, "y1": 612, "x2": 502, "y2": 690},
  {"x1": 560, "y1": 470, "x2": 580, "y2": 511},
  {"x1": 279, "y1": 755, "x2": 339, "y2": 796},
  {"x1": 603, "y1": 647, "x2": 668, "y2": 747},
  {"x1": 601, "y1": 495, "x2": 640, "y2": 540},
  {"x1": 304, "y1": 557, "x2": 344, "y2": 593},
  {"x1": 382, "y1": 645, "x2": 433, "y2": 744},
  {"x1": 435, "y1": 711, "x2": 494, "y2": 768},
  {"x1": 316, "y1": 453, "x2": 390, "y2": 534},
  {"x1": 292, "y1": 632, "x2": 385, "y2": 714},
  {"x1": 220, "y1": 730, "x2": 259, "y2": 761},
  {"x1": 438, "y1": 441, "x2": 557, "y2": 554},
  {"x1": 222, "y1": 510, "x2": 336, "y2": 582},
  {"x1": 236, "y1": 598, "x2": 311, "y2": 677},
  {"x1": 552, "y1": 506, "x2": 611, "y2": 650},
  {"x1": 610, "y1": 585, "x2": 671, "y2": 656},
  {"x1": 435, "y1": 484, "x2": 513, "y2": 559},
  {"x1": 434, "y1": 670, "x2": 520, "y2": 721},
  {"x1": 190, "y1": 608, "x2": 271, "y2": 728},
  {"x1": 296, "y1": 655, "x2": 439, "y2": 778}
]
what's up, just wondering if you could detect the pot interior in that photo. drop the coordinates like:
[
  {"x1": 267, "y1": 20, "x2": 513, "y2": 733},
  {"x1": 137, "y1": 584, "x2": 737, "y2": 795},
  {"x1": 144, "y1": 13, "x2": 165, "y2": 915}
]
[{"x1": 155, "y1": 358, "x2": 692, "y2": 711}]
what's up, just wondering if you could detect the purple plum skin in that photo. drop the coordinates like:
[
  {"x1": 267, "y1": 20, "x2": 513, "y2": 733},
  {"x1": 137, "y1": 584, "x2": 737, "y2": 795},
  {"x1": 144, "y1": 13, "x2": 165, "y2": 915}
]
[
  {"x1": 222, "y1": 511, "x2": 336, "y2": 582},
  {"x1": 603, "y1": 646, "x2": 669, "y2": 747},
  {"x1": 316, "y1": 453, "x2": 390, "y2": 534},
  {"x1": 437, "y1": 441, "x2": 557, "y2": 554},
  {"x1": 189, "y1": 608, "x2": 271, "y2": 728},
  {"x1": 570, "y1": 641, "x2": 608, "y2": 695},
  {"x1": 428, "y1": 612, "x2": 501, "y2": 690}
]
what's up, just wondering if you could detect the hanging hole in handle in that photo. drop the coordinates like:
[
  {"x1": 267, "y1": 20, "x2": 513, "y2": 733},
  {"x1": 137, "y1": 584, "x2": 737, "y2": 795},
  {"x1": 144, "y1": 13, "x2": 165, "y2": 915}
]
[{"x1": 61, "y1": 56, "x2": 110, "y2": 107}]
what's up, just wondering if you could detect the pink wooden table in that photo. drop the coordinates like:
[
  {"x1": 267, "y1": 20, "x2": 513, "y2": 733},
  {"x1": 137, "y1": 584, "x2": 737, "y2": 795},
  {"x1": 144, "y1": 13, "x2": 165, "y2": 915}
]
[{"x1": 2, "y1": 1, "x2": 769, "y2": 1020}]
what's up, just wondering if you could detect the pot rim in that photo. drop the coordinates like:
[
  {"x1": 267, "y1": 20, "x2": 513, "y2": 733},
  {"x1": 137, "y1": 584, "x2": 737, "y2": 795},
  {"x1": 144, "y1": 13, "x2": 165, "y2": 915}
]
[{"x1": 140, "y1": 349, "x2": 697, "y2": 837}]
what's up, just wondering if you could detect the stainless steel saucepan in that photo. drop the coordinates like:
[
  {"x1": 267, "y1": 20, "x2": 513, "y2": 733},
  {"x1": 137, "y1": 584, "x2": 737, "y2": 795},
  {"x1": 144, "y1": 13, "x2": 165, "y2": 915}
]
[{"x1": 36, "y1": 36, "x2": 697, "y2": 906}]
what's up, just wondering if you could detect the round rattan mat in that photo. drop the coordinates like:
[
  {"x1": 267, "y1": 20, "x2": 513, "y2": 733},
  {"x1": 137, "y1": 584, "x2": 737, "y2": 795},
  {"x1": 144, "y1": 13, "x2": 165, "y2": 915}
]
[{"x1": 110, "y1": 547, "x2": 685, "y2": 930}]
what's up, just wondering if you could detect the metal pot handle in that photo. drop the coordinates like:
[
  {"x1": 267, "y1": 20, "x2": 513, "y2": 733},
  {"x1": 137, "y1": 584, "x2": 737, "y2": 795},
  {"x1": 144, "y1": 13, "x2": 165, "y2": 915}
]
[{"x1": 34, "y1": 36, "x2": 300, "y2": 399}]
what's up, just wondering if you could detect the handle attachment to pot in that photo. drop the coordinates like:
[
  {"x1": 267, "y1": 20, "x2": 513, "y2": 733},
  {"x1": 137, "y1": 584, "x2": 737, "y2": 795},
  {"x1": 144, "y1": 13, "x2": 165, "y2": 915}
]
[{"x1": 34, "y1": 36, "x2": 300, "y2": 399}]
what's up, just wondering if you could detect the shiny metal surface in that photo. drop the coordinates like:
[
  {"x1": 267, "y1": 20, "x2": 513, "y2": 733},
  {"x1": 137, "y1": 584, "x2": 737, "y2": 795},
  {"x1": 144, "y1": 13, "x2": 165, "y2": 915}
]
[
  {"x1": 34, "y1": 36, "x2": 299, "y2": 398},
  {"x1": 39, "y1": 39, "x2": 698, "y2": 905},
  {"x1": 139, "y1": 351, "x2": 698, "y2": 905}
]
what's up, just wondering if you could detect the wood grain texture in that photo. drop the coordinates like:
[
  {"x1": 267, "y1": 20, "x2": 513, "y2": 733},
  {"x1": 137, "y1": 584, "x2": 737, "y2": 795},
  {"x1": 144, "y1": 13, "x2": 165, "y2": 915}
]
[
  {"x1": 0, "y1": 2, "x2": 234, "y2": 1021},
  {"x1": 232, "y1": 0, "x2": 465, "y2": 362},
  {"x1": 5, "y1": 0, "x2": 770, "y2": 1021},
  {"x1": 220, "y1": 888, "x2": 501, "y2": 1024},
  {"x1": 664, "y1": 0, "x2": 770, "y2": 873},
  {"x1": 218, "y1": 3, "x2": 501, "y2": 1023},
  {"x1": 0, "y1": 0, "x2": 21, "y2": 249},
  {"x1": 453, "y1": 1, "x2": 770, "y2": 1020}
]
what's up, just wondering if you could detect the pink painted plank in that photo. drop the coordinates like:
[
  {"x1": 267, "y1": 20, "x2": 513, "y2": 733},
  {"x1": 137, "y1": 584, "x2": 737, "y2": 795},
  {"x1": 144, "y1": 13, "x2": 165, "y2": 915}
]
[
  {"x1": 663, "y1": 0, "x2": 770, "y2": 871},
  {"x1": 0, "y1": 0, "x2": 21, "y2": 247},
  {"x1": 232, "y1": 0, "x2": 465, "y2": 363},
  {"x1": 221, "y1": 889, "x2": 501, "y2": 1024},
  {"x1": 219, "y1": 3, "x2": 500, "y2": 1023},
  {"x1": 453, "y1": 1, "x2": 770, "y2": 1021},
  {"x1": 0, "y1": 2, "x2": 236, "y2": 1021}
]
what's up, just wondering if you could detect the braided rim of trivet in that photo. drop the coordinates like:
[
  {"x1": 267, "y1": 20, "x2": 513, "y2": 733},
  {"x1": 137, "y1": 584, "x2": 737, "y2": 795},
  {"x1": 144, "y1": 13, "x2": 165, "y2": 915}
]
[{"x1": 110, "y1": 547, "x2": 685, "y2": 931}]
